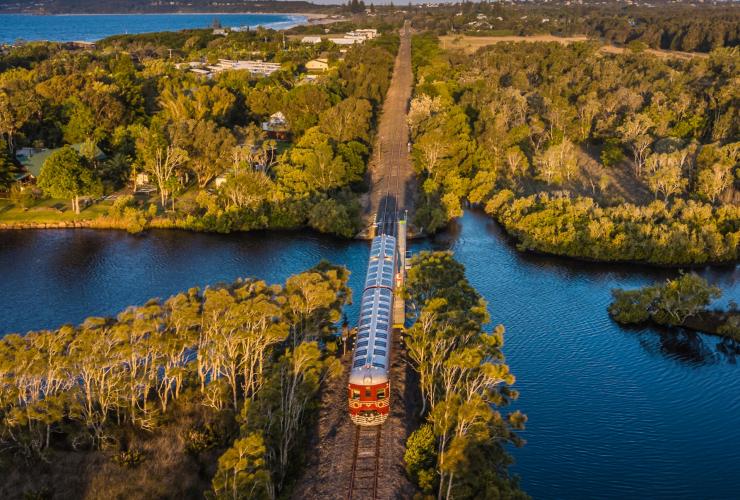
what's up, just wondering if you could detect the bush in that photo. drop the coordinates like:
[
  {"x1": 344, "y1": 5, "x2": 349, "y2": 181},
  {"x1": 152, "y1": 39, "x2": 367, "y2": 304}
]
[
  {"x1": 112, "y1": 448, "x2": 146, "y2": 468},
  {"x1": 183, "y1": 425, "x2": 218, "y2": 455},
  {"x1": 109, "y1": 194, "x2": 134, "y2": 217},
  {"x1": 10, "y1": 185, "x2": 41, "y2": 209},
  {"x1": 404, "y1": 424, "x2": 438, "y2": 494}
]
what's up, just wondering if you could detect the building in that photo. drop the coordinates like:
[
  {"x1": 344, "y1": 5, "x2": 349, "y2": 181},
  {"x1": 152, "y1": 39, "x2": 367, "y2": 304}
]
[
  {"x1": 328, "y1": 28, "x2": 380, "y2": 46},
  {"x1": 301, "y1": 36, "x2": 322, "y2": 44},
  {"x1": 185, "y1": 59, "x2": 281, "y2": 79},
  {"x1": 16, "y1": 143, "x2": 106, "y2": 181},
  {"x1": 261, "y1": 112, "x2": 289, "y2": 141},
  {"x1": 352, "y1": 28, "x2": 379, "y2": 39},
  {"x1": 329, "y1": 37, "x2": 361, "y2": 46},
  {"x1": 305, "y1": 58, "x2": 329, "y2": 72}
]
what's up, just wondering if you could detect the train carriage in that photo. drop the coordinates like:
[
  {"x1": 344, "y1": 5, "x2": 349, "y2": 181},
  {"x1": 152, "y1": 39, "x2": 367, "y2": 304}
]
[{"x1": 348, "y1": 234, "x2": 397, "y2": 426}]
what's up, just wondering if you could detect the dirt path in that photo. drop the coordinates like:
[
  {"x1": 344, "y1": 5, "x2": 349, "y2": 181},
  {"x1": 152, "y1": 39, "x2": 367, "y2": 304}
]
[{"x1": 362, "y1": 22, "x2": 416, "y2": 231}]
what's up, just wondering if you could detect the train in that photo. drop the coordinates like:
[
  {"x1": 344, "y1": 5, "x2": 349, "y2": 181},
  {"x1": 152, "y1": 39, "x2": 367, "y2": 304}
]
[{"x1": 348, "y1": 234, "x2": 397, "y2": 426}]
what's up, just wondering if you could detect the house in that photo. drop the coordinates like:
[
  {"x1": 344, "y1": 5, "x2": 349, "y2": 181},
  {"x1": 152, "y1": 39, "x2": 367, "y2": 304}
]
[
  {"x1": 306, "y1": 58, "x2": 329, "y2": 72},
  {"x1": 16, "y1": 143, "x2": 106, "y2": 181},
  {"x1": 301, "y1": 36, "x2": 322, "y2": 44},
  {"x1": 261, "y1": 112, "x2": 290, "y2": 141}
]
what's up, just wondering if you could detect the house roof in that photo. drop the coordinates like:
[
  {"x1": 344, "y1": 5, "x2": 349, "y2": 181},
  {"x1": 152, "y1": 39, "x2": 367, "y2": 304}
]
[{"x1": 18, "y1": 143, "x2": 106, "y2": 178}]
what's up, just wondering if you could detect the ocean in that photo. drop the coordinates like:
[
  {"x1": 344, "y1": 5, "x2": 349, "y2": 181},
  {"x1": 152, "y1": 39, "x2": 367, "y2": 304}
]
[{"x1": 0, "y1": 13, "x2": 306, "y2": 44}]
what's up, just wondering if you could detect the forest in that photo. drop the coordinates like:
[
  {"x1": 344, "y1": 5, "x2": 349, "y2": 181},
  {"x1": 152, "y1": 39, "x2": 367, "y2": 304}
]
[
  {"x1": 402, "y1": 251, "x2": 527, "y2": 500},
  {"x1": 408, "y1": 34, "x2": 738, "y2": 265},
  {"x1": 0, "y1": 28, "x2": 398, "y2": 237},
  {"x1": 0, "y1": 262, "x2": 350, "y2": 498}
]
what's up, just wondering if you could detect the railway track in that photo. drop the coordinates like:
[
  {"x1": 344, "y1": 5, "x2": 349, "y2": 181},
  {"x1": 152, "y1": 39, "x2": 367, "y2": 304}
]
[{"x1": 347, "y1": 425, "x2": 382, "y2": 500}]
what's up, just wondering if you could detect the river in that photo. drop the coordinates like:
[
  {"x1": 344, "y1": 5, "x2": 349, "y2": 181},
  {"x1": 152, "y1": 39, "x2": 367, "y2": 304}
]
[
  {"x1": 0, "y1": 211, "x2": 738, "y2": 499},
  {"x1": 0, "y1": 13, "x2": 305, "y2": 44}
]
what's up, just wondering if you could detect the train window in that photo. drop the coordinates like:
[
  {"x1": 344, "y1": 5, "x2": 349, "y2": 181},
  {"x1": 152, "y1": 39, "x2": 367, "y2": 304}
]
[
  {"x1": 376, "y1": 341, "x2": 387, "y2": 347},
  {"x1": 351, "y1": 389, "x2": 360, "y2": 399},
  {"x1": 376, "y1": 333, "x2": 388, "y2": 339},
  {"x1": 357, "y1": 340, "x2": 368, "y2": 348},
  {"x1": 353, "y1": 359, "x2": 365, "y2": 367},
  {"x1": 374, "y1": 349, "x2": 386, "y2": 357},
  {"x1": 372, "y1": 362, "x2": 384, "y2": 368},
  {"x1": 365, "y1": 388, "x2": 372, "y2": 397},
  {"x1": 356, "y1": 349, "x2": 367, "y2": 357},
  {"x1": 358, "y1": 332, "x2": 370, "y2": 339},
  {"x1": 377, "y1": 388, "x2": 386, "y2": 399}
]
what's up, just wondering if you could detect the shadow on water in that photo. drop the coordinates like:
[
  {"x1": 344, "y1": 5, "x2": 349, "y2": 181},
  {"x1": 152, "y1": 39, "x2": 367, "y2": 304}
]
[{"x1": 628, "y1": 324, "x2": 723, "y2": 366}]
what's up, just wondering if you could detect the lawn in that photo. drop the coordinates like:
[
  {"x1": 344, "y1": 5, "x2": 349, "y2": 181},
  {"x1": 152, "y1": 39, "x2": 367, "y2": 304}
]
[{"x1": 0, "y1": 197, "x2": 113, "y2": 223}]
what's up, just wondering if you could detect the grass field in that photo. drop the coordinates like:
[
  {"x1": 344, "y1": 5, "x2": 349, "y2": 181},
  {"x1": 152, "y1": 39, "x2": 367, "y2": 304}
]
[
  {"x1": 439, "y1": 34, "x2": 589, "y2": 53},
  {"x1": 439, "y1": 35, "x2": 707, "y2": 60}
]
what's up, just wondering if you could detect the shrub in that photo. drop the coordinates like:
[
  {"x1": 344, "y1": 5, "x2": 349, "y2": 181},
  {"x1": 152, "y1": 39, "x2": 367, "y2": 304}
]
[{"x1": 112, "y1": 448, "x2": 146, "y2": 468}]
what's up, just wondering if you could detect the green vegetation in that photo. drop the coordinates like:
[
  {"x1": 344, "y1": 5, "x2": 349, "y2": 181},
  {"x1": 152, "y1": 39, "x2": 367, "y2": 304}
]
[
  {"x1": 408, "y1": 34, "x2": 738, "y2": 265},
  {"x1": 403, "y1": 251, "x2": 526, "y2": 499},
  {"x1": 0, "y1": 263, "x2": 350, "y2": 498},
  {"x1": 609, "y1": 273, "x2": 739, "y2": 342},
  {"x1": 0, "y1": 28, "x2": 399, "y2": 237}
]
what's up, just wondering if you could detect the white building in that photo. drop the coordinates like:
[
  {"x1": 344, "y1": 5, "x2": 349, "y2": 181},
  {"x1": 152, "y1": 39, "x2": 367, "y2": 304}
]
[
  {"x1": 187, "y1": 59, "x2": 281, "y2": 78},
  {"x1": 329, "y1": 37, "x2": 361, "y2": 46},
  {"x1": 301, "y1": 36, "x2": 322, "y2": 44}
]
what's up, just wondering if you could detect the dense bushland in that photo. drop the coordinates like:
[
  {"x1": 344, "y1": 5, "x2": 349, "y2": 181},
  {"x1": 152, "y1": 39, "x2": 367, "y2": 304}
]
[
  {"x1": 408, "y1": 34, "x2": 738, "y2": 265},
  {"x1": 0, "y1": 262, "x2": 350, "y2": 498}
]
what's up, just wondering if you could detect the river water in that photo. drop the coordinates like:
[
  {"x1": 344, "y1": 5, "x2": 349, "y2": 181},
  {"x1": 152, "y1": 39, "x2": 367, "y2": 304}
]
[
  {"x1": 0, "y1": 211, "x2": 738, "y2": 499},
  {"x1": 0, "y1": 13, "x2": 305, "y2": 44}
]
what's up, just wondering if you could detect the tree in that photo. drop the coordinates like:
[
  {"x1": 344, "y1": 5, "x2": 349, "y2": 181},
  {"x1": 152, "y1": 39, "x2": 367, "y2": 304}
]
[
  {"x1": 37, "y1": 146, "x2": 101, "y2": 213},
  {"x1": 318, "y1": 97, "x2": 372, "y2": 143},
  {"x1": 174, "y1": 119, "x2": 236, "y2": 188},
  {"x1": 135, "y1": 121, "x2": 188, "y2": 207},
  {"x1": 618, "y1": 113, "x2": 654, "y2": 175},
  {"x1": 0, "y1": 140, "x2": 16, "y2": 190},
  {"x1": 535, "y1": 139, "x2": 578, "y2": 185},
  {"x1": 211, "y1": 434, "x2": 271, "y2": 500},
  {"x1": 644, "y1": 152, "x2": 688, "y2": 200},
  {"x1": 281, "y1": 127, "x2": 347, "y2": 194},
  {"x1": 404, "y1": 424, "x2": 438, "y2": 494},
  {"x1": 0, "y1": 77, "x2": 40, "y2": 153},
  {"x1": 652, "y1": 273, "x2": 722, "y2": 326},
  {"x1": 696, "y1": 161, "x2": 732, "y2": 204}
]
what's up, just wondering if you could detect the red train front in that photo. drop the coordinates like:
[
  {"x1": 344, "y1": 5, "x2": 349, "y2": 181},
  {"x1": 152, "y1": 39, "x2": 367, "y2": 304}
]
[{"x1": 348, "y1": 235, "x2": 396, "y2": 426}]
